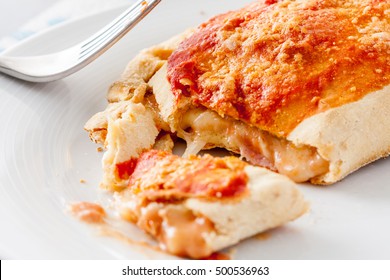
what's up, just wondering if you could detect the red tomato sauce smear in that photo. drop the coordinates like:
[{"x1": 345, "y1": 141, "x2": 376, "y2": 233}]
[{"x1": 116, "y1": 150, "x2": 248, "y2": 199}]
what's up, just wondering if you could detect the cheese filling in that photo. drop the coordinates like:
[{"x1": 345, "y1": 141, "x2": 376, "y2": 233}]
[
  {"x1": 119, "y1": 202, "x2": 215, "y2": 259},
  {"x1": 178, "y1": 108, "x2": 329, "y2": 183}
]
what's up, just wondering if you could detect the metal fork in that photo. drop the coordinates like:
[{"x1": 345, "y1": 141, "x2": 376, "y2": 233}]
[{"x1": 0, "y1": 0, "x2": 161, "y2": 83}]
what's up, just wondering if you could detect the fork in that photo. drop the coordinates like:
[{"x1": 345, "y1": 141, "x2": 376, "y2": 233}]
[{"x1": 0, "y1": 0, "x2": 161, "y2": 83}]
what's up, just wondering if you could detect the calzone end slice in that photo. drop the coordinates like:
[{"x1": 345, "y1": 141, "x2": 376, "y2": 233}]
[{"x1": 114, "y1": 149, "x2": 308, "y2": 259}]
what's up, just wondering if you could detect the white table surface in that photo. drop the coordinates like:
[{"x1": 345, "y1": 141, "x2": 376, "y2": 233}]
[{"x1": 0, "y1": 0, "x2": 56, "y2": 38}]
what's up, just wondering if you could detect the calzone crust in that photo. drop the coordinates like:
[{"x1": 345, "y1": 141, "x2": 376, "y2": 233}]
[{"x1": 86, "y1": 0, "x2": 390, "y2": 185}]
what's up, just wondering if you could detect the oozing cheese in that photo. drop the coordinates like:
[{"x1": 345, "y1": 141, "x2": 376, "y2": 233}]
[
  {"x1": 120, "y1": 203, "x2": 215, "y2": 259},
  {"x1": 178, "y1": 108, "x2": 328, "y2": 183}
]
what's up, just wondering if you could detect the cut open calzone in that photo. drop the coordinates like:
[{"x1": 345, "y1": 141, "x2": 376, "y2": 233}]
[{"x1": 83, "y1": 0, "x2": 390, "y2": 258}]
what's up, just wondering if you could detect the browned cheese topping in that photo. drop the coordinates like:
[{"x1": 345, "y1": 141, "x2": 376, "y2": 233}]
[{"x1": 168, "y1": 0, "x2": 390, "y2": 137}]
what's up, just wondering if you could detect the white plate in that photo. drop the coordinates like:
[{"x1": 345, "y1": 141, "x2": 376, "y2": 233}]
[{"x1": 1, "y1": 0, "x2": 390, "y2": 260}]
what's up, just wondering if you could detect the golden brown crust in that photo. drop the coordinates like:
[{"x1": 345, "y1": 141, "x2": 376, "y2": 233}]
[{"x1": 168, "y1": 0, "x2": 390, "y2": 137}]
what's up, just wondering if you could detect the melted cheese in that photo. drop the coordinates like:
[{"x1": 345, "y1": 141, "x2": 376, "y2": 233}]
[
  {"x1": 158, "y1": 205, "x2": 215, "y2": 259},
  {"x1": 120, "y1": 202, "x2": 215, "y2": 259},
  {"x1": 178, "y1": 108, "x2": 328, "y2": 182}
]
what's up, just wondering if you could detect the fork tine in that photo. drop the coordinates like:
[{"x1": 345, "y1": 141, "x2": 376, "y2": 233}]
[
  {"x1": 80, "y1": 0, "x2": 147, "y2": 52},
  {"x1": 79, "y1": 20, "x2": 128, "y2": 59},
  {"x1": 78, "y1": 4, "x2": 145, "y2": 59},
  {"x1": 79, "y1": 0, "x2": 159, "y2": 61}
]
